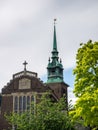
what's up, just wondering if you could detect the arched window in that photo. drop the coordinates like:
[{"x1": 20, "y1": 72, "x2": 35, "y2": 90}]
[
  {"x1": 23, "y1": 96, "x2": 26, "y2": 111},
  {"x1": 27, "y1": 96, "x2": 30, "y2": 110},
  {"x1": 14, "y1": 96, "x2": 18, "y2": 112},
  {"x1": 19, "y1": 96, "x2": 22, "y2": 112}
]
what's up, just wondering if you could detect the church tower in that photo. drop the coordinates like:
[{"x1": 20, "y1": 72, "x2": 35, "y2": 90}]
[
  {"x1": 47, "y1": 19, "x2": 68, "y2": 100},
  {"x1": 47, "y1": 20, "x2": 63, "y2": 83}
]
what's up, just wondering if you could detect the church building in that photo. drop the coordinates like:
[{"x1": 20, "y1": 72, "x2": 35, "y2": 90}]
[{"x1": 0, "y1": 21, "x2": 68, "y2": 130}]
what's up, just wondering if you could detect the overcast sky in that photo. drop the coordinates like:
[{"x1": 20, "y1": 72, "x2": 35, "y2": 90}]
[{"x1": 0, "y1": 0, "x2": 98, "y2": 103}]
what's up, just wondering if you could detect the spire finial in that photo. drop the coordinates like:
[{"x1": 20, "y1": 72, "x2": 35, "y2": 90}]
[
  {"x1": 23, "y1": 61, "x2": 28, "y2": 71},
  {"x1": 54, "y1": 19, "x2": 57, "y2": 25}
]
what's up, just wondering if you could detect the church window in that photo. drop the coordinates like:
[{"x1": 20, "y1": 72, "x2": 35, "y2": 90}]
[
  {"x1": 31, "y1": 95, "x2": 34, "y2": 102},
  {"x1": 31, "y1": 95, "x2": 34, "y2": 112},
  {"x1": 14, "y1": 96, "x2": 18, "y2": 112},
  {"x1": 52, "y1": 70, "x2": 55, "y2": 73},
  {"x1": 19, "y1": 96, "x2": 22, "y2": 112},
  {"x1": 13, "y1": 95, "x2": 35, "y2": 113},
  {"x1": 23, "y1": 96, "x2": 26, "y2": 111},
  {"x1": 27, "y1": 96, "x2": 30, "y2": 110}
]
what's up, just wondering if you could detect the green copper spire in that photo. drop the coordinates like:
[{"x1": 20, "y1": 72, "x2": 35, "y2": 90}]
[
  {"x1": 53, "y1": 22, "x2": 57, "y2": 51},
  {"x1": 51, "y1": 19, "x2": 59, "y2": 61},
  {"x1": 47, "y1": 20, "x2": 64, "y2": 83}
]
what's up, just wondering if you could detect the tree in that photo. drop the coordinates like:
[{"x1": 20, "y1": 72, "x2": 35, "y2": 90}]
[
  {"x1": 6, "y1": 93, "x2": 75, "y2": 130},
  {"x1": 70, "y1": 40, "x2": 98, "y2": 129}
]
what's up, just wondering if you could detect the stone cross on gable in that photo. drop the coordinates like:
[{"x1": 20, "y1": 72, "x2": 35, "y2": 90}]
[{"x1": 23, "y1": 61, "x2": 28, "y2": 71}]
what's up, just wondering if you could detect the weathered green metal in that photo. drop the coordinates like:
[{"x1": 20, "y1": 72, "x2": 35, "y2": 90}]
[
  {"x1": 53, "y1": 25, "x2": 57, "y2": 51},
  {"x1": 47, "y1": 23, "x2": 63, "y2": 83}
]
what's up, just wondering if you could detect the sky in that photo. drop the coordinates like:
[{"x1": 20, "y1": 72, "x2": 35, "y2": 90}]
[{"x1": 0, "y1": 0, "x2": 98, "y2": 104}]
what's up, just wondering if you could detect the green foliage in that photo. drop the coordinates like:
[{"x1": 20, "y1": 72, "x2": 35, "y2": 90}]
[
  {"x1": 6, "y1": 93, "x2": 75, "y2": 130},
  {"x1": 70, "y1": 40, "x2": 98, "y2": 129}
]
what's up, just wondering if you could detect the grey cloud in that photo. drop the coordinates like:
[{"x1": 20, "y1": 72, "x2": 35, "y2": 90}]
[{"x1": 0, "y1": 0, "x2": 98, "y2": 92}]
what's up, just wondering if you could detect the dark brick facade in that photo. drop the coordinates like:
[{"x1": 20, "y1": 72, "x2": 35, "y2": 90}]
[
  {"x1": 47, "y1": 82, "x2": 68, "y2": 99},
  {"x1": 0, "y1": 70, "x2": 68, "y2": 130}
]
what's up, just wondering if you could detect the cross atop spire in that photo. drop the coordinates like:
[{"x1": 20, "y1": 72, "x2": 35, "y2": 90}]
[
  {"x1": 54, "y1": 18, "x2": 57, "y2": 25},
  {"x1": 23, "y1": 61, "x2": 28, "y2": 71}
]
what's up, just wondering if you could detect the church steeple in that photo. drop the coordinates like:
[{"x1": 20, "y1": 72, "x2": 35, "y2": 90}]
[{"x1": 47, "y1": 20, "x2": 63, "y2": 83}]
